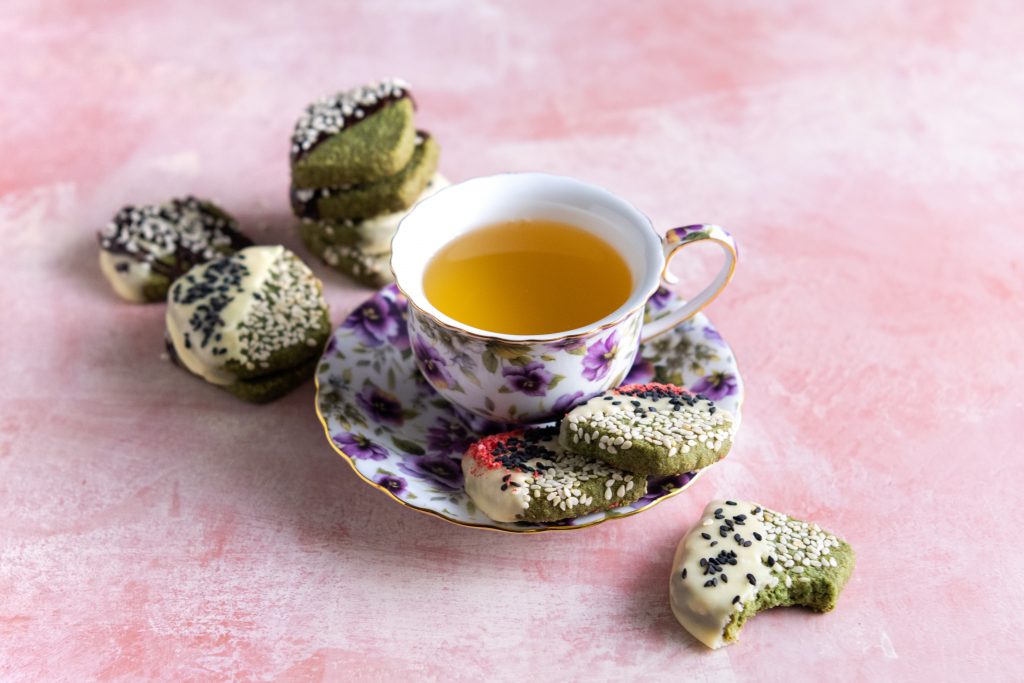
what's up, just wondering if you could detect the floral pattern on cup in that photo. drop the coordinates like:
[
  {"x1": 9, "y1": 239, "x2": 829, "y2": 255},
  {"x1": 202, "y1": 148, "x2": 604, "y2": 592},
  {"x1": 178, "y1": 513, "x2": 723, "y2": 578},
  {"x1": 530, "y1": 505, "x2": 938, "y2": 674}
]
[
  {"x1": 408, "y1": 304, "x2": 643, "y2": 424},
  {"x1": 316, "y1": 284, "x2": 744, "y2": 533}
]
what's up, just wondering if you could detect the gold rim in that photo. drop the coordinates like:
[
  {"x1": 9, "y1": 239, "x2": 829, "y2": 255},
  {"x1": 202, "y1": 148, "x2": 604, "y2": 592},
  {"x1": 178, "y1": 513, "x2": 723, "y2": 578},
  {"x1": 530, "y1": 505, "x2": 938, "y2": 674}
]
[{"x1": 312, "y1": 373, "x2": 744, "y2": 535}]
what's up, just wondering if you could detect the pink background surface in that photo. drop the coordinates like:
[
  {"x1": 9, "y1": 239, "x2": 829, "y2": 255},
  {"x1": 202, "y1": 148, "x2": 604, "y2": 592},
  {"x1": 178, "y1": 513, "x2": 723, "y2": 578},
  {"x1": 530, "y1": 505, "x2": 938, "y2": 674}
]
[{"x1": 2, "y1": 1, "x2": 1023, "y2": 680}]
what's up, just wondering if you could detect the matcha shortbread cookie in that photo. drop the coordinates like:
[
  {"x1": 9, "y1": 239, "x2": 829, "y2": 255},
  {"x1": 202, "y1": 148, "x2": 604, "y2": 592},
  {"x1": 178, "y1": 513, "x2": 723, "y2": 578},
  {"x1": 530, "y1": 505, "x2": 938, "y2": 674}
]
[
  {"x1": 165, "y1": 245, "x2": 330, "y2": 402},
  {"x1": 302, "y1": 238, "x2": 394, "y2": 289},
  {"x1": 462, "y1": 426, "x2": 646, "y2": 523},
  {"x1": 559, "y1": 383, "x2": 734, "y2": 476},
  {"x1": 290, "y1": 79, "x2": 417, "y2": 189},
  {"x1": 298, "y1": 173, "x2": 449, "y2": 255},
  {"x1": 291, "y1": 132, "x2": 440, "y2": 221},
  {"x1": 670, "y1": 499, "x2": 855, "y2": 649},
  {"x1": 98, "y1": 196, "x2": 251, "y2": 303}
]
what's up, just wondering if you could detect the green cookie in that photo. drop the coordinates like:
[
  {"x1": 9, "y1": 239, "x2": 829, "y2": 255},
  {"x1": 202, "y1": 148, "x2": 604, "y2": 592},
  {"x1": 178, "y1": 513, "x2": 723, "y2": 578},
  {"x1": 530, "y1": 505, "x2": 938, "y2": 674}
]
[
  {"x1": 291, "y1": 80, "x2": 416, "y2": 188},
  {"x1": 297, "y1": 173, "x2": 449, "y2": 255},
  {"x1": 299, "y1": 222, "x2": 394, "y2": 289},
  {"x1": 222, "y1": 354, "x2": 322, "y2": 403},
  {"x1": 291, "y1": 132, "x2": 439, "y2": 221},
  {"x1": 671, "y1": 500, "x2": 855, "y2": 649},
  {"x1": 165, "y1": 245, "x2": 331, "y2": 401},
  {"x1": 560, "y1": 383, "x2": 734, "y2": 476}
]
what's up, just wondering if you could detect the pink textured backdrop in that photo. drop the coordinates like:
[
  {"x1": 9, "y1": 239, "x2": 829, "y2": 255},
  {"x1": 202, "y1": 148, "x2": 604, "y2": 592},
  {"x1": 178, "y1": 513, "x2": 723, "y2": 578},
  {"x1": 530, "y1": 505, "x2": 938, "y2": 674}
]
[{"x1": 2, "y1": 1, "x2": 1023, "y2": 680}]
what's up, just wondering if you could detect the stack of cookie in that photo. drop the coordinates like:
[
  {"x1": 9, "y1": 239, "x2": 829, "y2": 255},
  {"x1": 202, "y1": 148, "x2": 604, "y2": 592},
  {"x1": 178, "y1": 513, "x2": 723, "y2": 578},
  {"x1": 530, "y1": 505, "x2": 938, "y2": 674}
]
[{"x1": 289, "y1": 79, "x2": 447, "y2": 287}]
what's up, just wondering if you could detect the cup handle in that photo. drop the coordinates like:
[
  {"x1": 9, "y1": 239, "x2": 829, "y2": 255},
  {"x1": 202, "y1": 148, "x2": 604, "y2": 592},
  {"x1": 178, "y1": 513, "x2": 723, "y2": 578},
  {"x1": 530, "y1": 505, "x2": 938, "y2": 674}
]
[{"x1": 640, "y1": 224, "x2": 738, "y2": 343}]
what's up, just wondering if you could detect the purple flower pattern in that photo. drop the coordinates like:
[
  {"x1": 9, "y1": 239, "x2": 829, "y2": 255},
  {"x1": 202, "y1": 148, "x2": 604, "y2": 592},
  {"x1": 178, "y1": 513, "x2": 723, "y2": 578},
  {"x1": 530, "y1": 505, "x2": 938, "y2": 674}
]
[
  {"x1": 582, "y1": 331, "x2": 619, "y2": 381},
  {"x1": 689, "y1": 371, "x2": 738, "y2": 401},
  {"x1": 356, "y1": 386, "x2": 404, "y2": 426},
  {"x1": 332, "y1": 432, "x2": 388, "y2": 461},
  {"x1": 502, "y1": 361, "x2": 554, "y2": 397},
  {"x1": 413, "y1": 337, "x2": 453, "y2": 389},
  {"x1": 648, "y1": 286, "x2": 673, "y2": 311},
  {"x1": 398, "y1": 455, "x2": 464, "y2": 492},
  {"x1": 374, "y1": 474, "x2": 407, "y2": 495},
  {"x1": 551, "y1": 390, "x2": 585, "y2": 415},
  {"x1": 702, "y1": 326, "x2": 724, "y2": 344},
  {"x1": 342, "y1": 292, "x2": 401, "y2": 348},
  {"x1": 624, "y1": 357, "x2": 655, "y2": 385},
  {"x1": 426, "y1": 417, "x2": 474, "y2": 455}
]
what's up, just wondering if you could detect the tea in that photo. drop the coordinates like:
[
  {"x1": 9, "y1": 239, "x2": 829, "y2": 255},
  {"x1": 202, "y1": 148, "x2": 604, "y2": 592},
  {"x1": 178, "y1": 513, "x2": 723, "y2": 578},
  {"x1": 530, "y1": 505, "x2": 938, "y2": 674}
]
[{"x1": 423, "y1": 219, "x2": 632, "y2": 335}]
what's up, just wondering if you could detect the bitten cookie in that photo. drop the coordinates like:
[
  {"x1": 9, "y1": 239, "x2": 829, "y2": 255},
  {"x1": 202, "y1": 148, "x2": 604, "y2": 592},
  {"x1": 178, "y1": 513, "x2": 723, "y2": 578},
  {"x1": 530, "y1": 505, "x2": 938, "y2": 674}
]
[
  {"x1": 290, "y1": 79, "x2": 417, "y2": 188},
  {"x1": 290, "y1": 132, "x2": 440, "y2": 220},
  {"x1": 669, "y1": 499, "x2": 855, "y2": 649},
  {"x1": 462, "y1": 426, "x2": 646, "y2": 523},
  {"x1": 98, "y1": 196, "x2": 250, "y2": 303},
  {"x1": 165, "y1": 245, "x2": 330, "y2": 403},
  {"x1": 558, "y1": 383, "x2": 734, "y2": 476}
]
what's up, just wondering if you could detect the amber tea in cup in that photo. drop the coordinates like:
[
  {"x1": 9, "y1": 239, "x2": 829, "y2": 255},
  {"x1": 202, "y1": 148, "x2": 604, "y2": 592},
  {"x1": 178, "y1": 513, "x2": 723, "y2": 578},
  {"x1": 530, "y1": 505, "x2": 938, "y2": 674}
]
[{"x1": 422, "y1": 219, "x2": 633, "y2": 335}]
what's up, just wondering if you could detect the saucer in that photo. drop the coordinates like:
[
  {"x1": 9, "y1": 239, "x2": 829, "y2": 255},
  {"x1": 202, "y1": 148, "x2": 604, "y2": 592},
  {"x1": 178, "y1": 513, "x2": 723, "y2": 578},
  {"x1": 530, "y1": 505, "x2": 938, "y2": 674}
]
[{"x1": 315, "y1": 285, "x2": 744, "y2": 533}]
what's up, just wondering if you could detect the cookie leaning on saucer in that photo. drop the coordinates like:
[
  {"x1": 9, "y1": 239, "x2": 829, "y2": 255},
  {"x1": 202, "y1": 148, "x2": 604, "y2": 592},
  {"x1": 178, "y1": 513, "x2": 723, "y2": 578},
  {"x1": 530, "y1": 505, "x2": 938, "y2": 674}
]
[
  {"x1": 670, "y1": 499, "x2": 855, "y2": 649},
  {"x1": 462, "y1": 426, "x2": 646, "y2": 523},
  {"x1": 558, "y1": 383, "x2": 734, "y2": 476},
  {"x1": 290, "y1": 78, "x2": 417, "y2": 189},
  {"x1": 291, "y1": 132, "x2": 440, "y2": 221},
  {"x1": 98, "y1": 196, "x2": 251, "y2": 303},
  {"x1": 165, "y1": 245, "x2": 330, "y2": 403}
]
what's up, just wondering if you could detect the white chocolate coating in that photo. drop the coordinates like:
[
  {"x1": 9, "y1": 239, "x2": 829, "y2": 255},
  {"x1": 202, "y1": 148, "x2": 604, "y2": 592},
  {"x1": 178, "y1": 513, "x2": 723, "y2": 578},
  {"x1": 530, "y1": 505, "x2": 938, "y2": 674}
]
[
  {"x1": 98, "y1": 251, "x2": 150, "y2": 303},
  {"x1": 461, "y1": 456, "x2": 535, "y2": 523},
  {"x1": 165, "y1": 245, "x2": 282, "y2": 385},
  {"x1": 669, "y1": 500, "x2": 775, "y2": 649}
]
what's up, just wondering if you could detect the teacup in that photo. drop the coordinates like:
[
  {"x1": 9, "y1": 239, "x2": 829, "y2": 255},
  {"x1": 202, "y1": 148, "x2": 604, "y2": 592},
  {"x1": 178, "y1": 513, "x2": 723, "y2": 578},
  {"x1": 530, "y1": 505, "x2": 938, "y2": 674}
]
[{"x1": 390, "y1": 173, "x2": 737, "y2": 424}]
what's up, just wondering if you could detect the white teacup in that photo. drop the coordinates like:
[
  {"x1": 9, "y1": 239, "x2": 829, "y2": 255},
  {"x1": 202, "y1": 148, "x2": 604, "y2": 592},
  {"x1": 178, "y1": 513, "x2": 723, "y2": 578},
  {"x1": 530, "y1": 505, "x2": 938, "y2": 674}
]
[{"x1": 391, "y1": 173, "x2": 737, "y2": 424}]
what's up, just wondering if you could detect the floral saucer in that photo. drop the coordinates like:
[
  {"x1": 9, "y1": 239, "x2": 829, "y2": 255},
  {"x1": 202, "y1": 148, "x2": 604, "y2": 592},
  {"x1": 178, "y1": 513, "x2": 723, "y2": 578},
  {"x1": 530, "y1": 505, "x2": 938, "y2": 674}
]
[{"x1": 315, "y1": 285, "x2": 744, "y2": 533}]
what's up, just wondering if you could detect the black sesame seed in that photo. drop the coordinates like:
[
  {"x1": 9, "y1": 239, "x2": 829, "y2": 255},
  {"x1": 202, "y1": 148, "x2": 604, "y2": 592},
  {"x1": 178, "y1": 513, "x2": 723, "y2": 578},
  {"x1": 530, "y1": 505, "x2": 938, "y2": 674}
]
[
  {"x1": 732, "y1": 595, "x2": 740, "y2": 604},
  {"x1": 753, "y1": 532, "x2": 763, "y2": 541},
  {"x1": 721, "y1": 574, "x2": 728, "y2": 583},
  {"x1": 747, "y1": 573, "x2": 757, "y2": 585},
  {"x1": 767, "y1": 556, "x2": 775, "y2": 567},
  {"x1": 743, "y1": 541, "x2": 752, "y2": 547},
  {"x1": 681, "y1": 568, "x2": 687, "y2": 579},
  {"x1": 700, "y1": 558, "x2": 707, "y2": 567},
  {"x1": 704, "y1": 579, "x2": 717, "y2": 588},
  {"x1": 714, "y1": 508, "x2": 723, "y2": 515},
  {"x1": 726, "y1": 500, "x2": 737, "y2": 506},
  {"x1": 710, "y1": 541, "x2": 718, "y2": 547},
  {"x1": 701, "y1": 532, "x2": 711, "y2": 540}
]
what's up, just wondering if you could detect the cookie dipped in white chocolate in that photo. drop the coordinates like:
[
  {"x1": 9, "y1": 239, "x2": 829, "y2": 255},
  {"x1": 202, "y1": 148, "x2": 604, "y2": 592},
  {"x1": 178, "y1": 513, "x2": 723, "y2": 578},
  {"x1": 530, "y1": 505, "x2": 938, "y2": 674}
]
[
  {"x1": 669, "y1": 500, "x2": 775, "y2": 649},
  {"x1": 165, "y1": 245, "x2": 327, "y2": 386},
  {"x1": 461, "y1": 427, "x2": 645, "y2": 524}
]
